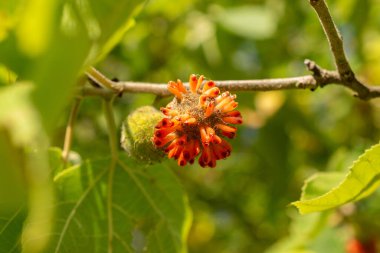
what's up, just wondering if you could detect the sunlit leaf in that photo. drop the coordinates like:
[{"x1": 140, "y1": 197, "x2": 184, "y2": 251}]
[
  {"x1": 0, "y1": 0, "x2": 147, "y2": 131},
  {"x1": 15, "y1": 0, "x2": 59, "y2": 57},
  {"x1": 292, "y1": 142, "x2": 380, "y2": 214},
  {"x1": 298, "y1": 172, "x2": 346, "y2": 201}
]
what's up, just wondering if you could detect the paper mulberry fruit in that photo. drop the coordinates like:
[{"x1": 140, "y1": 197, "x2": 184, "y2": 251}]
[
  {"x1": 153, "y1": 74, "x2": 242, "y2": 168},
  {"x1": 121, "y1": 106, "x2": 165, "y2": 163}
]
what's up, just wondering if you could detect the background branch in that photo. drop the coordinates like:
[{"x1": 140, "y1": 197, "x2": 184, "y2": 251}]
[
  {"x1": 84, "y1": 61, "x2": 340, "y2": 96},
  {"x1": 84, "y1": 62, "x2": 380, "y2": 100},
  {"x1": 308, "y1": 0, "x2": 380, "y2": 100},
  {"x1": 82, "y1": 0, "x2": 380, "y2": 101},
  {"x1": 309, "y1": 0, "x2": 351, "y2": 75}
]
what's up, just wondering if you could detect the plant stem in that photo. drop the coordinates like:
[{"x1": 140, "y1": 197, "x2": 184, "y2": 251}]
[
  {"x1": 103, "y1": 98, "x2": 119, "y2": 161},
  {"x1": 103, "y1": 97, "x2": 118, "y2": 253},
  {"x1": 84, "y1": 64, "x2": 380, "y2": 100},
  {"x1": 307, "y1": 0, "x2": 379, "y2": 99},
  {"x1": 62, "y1": 98, "x2": 82, "y2": 167},
  {"x1": 86, "y1": 67, "x2": 120, "y2": 91}
]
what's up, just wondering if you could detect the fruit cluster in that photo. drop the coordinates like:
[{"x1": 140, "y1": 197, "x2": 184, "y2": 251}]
[{"x1": 153, "y1": 74, "x2": 242, "y2": 167}]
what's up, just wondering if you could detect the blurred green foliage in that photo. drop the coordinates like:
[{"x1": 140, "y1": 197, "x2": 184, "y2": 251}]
[
  {"x1": 2, "y1": 0, "x2": 380, "y2": 252},
  {"x1": 97, "y1": 0, "x2": 380, "y2": 252}
]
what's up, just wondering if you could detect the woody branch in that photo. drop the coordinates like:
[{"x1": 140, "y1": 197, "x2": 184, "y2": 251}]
[{"x1": 83, "y1": 0, "x2": 380, "y2": 101}]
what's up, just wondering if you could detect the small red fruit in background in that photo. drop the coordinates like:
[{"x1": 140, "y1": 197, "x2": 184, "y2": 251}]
[{"x1": 346, "y1": 238, "x2": 376, "y2": 253}]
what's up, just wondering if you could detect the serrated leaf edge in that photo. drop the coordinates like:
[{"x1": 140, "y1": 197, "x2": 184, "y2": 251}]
[{"x1": 292, "y1": 142, "x2": 380, "y2": 214}]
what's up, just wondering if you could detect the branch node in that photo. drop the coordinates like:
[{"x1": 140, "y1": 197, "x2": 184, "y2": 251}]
[
  {"x1": 304, "y1": 59, "x2": 322, "y2": 77},
  {"x1": 341, "y1": 71, "x2": 355, "y2": 83}
]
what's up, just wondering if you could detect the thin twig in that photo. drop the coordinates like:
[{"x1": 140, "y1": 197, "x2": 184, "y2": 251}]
[
  {"x1": 103, "y1": 98, "x2": 119, "y2": 161},
  {"x1": 83, "y1": 64, "x2": 380, "y2": 100},
  {"x1": 62, "y1": 98, "x2": 82, "y2": 166},
  {"x1": 82, "y1": 1, "x2": 380, "y2": 101},
  {"x1": 308, "y1": 0, "x2": 380, "y2": 100},
  {"x1": 84, "y1": 66, "x2": 340, "y2": 96},
  {"x1": 308, "y1": 0, "x2": 351, "y2": 75},
  {"x1": 86, "y1": 67, "x2": 118, "y2": 91}
]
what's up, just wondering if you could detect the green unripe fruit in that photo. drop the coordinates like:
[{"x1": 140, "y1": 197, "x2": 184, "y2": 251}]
[{"x1": 121, "y1": 106, "x2": 165, "y2": 163}]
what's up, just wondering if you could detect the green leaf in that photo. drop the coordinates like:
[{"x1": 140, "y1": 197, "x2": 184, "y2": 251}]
[
  {"x1": 299, "y1": 172, "x2": 346, "y2": 201},
  {"x1": 44, "y1": 155, "x2": 191, "y2": 253},
  {"x1": 83, "y1": 0, "x2": 147, "y2": 64},
  {"x1": 0, "y1": 207, "x2": 26, "y2": 253},
  {"x1": 292, "y1": 142, "x2": 380, "y2": 214},
  {"x1": 0, "y1": 83, "x2": 54, "y2": 253},
  {"x1": 0, "y1": 0, "x2": 147, "y2": 131},
  {"x1": 308, "y1": 226, "x2": 346, "y2": 253},
  {"x1": 49, "y1": 147, "x2": 66, "y2": 176},
  {"x1": 0, "y1": 84, "x2": 38, "y2": 214},
  {"x1": 265, "y1": 212, "x2": 328, "y2": 253},
  {"x1": 15, "y1": 0, "x2": 59, "y2": 57}
]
